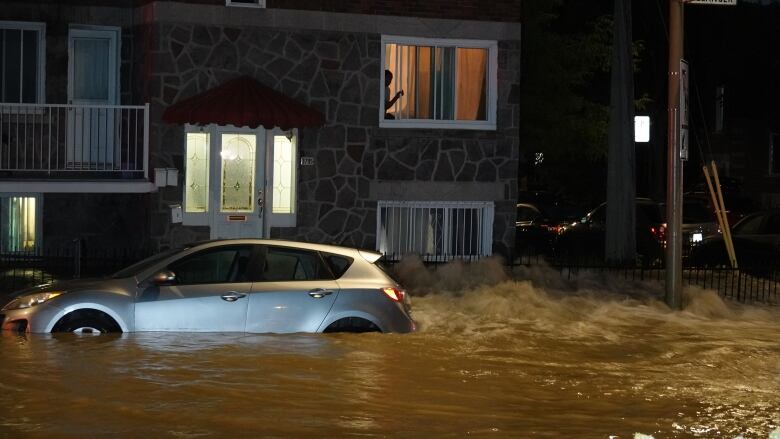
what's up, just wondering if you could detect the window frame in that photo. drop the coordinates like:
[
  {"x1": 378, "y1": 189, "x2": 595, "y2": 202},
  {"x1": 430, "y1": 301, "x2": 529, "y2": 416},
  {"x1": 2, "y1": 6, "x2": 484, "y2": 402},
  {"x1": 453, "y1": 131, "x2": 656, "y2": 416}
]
[
  {"x1": 0, "y1": 21, "x2": 46, "y2": 105},
  {"x1": 226, "y1": 0, "x2": 266, "y2": 8},
  {"x1": 0, "y1": 192, "x2": 42, "y2": 253},
  {"x1": 379, "y1": 35, "x2": 498, "y2": 131}
]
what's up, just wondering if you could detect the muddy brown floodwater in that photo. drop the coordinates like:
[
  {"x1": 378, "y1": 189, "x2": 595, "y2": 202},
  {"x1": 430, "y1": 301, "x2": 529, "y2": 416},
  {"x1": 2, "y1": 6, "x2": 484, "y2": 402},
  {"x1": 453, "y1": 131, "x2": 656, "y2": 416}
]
[{"x1": 0, "y1": 259, "x2": 779, "y2": 438}]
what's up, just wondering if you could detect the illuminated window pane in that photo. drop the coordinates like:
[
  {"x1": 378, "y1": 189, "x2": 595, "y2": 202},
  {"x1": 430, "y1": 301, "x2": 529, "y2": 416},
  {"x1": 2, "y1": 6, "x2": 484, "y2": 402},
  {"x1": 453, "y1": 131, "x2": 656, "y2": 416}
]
[
  {"x1": 185, "y1": 132, "x2": 210, "y2": 213},
  {"x1": 384, "y1": 43, "x2": 487, "y2": 121},
  {"x1": 272, "y1": 135, "x2": 295, "y2": 214},
  {"x1": 2, "y1": 196, "x2": 37, "y2": 252},
  {"x1": 220, "y1": 134, "x2": 256, "y2": 213}
]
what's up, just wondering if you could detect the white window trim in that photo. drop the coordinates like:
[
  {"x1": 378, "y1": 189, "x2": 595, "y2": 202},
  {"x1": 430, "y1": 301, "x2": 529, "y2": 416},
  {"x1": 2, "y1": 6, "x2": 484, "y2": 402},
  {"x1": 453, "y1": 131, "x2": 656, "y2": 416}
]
[
  {"x1": 379, "y1": 35, "x2": 498, "y2": 131},
  {"x1": 266, "y1": 128, "x2": 298, "y2": 228},
  {"x1": 0, "y1": 21, "x2": 46, "y2": 105},
  {"x1": 226, "y1": 0, "x2": 266, "y2": 8}
]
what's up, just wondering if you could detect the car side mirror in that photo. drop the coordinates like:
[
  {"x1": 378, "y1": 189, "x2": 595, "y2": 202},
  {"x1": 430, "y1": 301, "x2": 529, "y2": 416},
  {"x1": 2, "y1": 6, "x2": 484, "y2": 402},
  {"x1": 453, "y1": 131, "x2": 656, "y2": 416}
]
[{"x1": 146, "y1": 270, "x2": 177, "y2": 287}]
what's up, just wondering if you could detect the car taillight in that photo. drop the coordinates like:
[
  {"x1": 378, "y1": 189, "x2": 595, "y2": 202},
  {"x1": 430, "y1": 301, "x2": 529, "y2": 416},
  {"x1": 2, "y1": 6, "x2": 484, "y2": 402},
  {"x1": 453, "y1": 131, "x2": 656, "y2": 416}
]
[
  {"x1": 381, "y1": 287, "x2": 405, "y2": 302},
  {"x1": 650, "y1": 224, "x2": 666, "y2": 242}
]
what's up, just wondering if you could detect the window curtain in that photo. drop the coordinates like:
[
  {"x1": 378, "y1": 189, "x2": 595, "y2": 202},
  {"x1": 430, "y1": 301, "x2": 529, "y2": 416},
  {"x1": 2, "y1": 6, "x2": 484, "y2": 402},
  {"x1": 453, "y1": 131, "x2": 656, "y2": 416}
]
[{"x1": 456, "y1": 48, "x2": 487, "y2": 121}]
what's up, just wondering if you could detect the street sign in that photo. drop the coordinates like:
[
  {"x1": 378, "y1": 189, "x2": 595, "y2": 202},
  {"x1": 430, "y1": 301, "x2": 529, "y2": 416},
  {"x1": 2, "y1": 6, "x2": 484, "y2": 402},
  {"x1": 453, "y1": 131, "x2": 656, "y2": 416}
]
[
  {"x1": 680, "y1": 59, "x2": 689, "y2": 161},
  {"x1": 686, "y1": 0, "x2": 736, "y2": 4}
]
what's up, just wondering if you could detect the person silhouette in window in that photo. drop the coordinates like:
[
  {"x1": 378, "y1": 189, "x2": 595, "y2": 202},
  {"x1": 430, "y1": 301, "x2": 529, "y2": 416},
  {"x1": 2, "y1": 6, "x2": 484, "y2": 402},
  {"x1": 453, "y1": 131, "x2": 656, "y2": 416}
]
[{"x1": 385, "y1": 69, "x2": 404, "y2": 120}]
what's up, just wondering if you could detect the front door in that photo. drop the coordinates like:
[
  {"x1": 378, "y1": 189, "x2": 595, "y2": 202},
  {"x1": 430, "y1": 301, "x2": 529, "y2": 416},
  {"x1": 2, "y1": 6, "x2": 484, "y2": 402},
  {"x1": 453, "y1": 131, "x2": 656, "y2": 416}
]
[
  {"x1": 67, "y1": 27, "x2": 119, "y2": 169},
  {"x1": 209, "y1": 128, "x2": 266, "y2": 239}
]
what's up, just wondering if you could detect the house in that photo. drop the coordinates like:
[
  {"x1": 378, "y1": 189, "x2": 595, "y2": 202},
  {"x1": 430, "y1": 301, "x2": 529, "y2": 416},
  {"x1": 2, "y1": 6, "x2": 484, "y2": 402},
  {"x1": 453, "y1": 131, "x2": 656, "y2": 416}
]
[{"x1": 0, "y1": 0, "x2": 521, "y2": 261}]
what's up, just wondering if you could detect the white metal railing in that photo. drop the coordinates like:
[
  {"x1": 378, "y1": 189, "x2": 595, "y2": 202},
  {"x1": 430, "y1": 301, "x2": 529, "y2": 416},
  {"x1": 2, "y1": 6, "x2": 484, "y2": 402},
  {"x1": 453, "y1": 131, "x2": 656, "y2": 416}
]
[
  {"x1": 0, "y1": 103, "x2": 149, "y2": 178},
  {"x1": 377, "y1": 200, "x2": 494, "y2": 261}
]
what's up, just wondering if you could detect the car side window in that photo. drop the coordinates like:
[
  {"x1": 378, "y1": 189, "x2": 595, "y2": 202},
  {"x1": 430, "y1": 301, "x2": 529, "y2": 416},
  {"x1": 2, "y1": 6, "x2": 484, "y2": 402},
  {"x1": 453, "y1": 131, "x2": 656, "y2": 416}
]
[
  {"x1": 260, "y1": 246, "x2": 333, "y2": 281},
  {"x1": 168, "y1": 246, "x2": 252, "y2": 285}
]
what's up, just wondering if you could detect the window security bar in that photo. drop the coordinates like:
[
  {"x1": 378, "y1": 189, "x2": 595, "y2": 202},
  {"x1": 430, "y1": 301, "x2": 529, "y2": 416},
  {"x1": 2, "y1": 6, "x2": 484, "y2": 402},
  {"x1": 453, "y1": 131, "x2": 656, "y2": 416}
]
[{"x1": 377, "y1": 200, "x2": 494, "y2": 261}]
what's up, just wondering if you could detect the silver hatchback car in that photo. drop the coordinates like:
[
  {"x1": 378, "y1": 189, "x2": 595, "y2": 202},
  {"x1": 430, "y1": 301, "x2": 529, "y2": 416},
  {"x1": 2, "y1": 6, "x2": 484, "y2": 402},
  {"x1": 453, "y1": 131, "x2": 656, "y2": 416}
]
[{"x1": 0, "y1": 240, "x2": 415, "y2": 334}]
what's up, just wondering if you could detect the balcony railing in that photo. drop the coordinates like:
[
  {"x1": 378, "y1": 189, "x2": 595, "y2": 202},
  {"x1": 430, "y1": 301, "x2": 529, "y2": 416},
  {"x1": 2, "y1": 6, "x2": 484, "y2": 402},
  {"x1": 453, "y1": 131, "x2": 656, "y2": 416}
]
[{"x1": 0, "y1": 103, "x2": 149, "y2": 179}]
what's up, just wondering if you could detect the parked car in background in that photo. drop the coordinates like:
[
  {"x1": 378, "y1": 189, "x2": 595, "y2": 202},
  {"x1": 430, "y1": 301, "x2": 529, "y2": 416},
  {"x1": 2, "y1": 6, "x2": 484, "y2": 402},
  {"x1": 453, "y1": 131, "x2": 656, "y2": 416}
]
[
  {"x1": 662, "y1": 198, "x2": 720, "y2": 257},
  {"x1": 554, "y1": 198, "x2": 666, "y2": 265},
  {"x1": 515, "y1": 203, "x2": 563, "y2": 255},
  {"x1": 688, "y1": 210, "x2": 780, "y2": 272},
  {"x1": 0, "y1": 240, "x2": 416, "y2": 334}
]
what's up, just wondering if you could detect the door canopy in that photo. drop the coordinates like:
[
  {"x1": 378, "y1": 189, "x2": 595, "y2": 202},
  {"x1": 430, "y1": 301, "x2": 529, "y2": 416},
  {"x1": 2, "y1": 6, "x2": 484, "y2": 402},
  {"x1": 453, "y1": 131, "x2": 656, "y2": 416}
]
[{"x1": 162, "y1": 76, "x2": 325, "y2": 130}]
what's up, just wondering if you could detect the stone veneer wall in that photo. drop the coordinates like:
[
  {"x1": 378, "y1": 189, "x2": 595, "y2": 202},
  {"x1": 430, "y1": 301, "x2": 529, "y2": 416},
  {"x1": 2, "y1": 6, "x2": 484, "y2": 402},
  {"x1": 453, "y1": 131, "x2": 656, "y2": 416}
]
[{"x1": 145, "y1": 22, "x2": 520, "y2": 255}]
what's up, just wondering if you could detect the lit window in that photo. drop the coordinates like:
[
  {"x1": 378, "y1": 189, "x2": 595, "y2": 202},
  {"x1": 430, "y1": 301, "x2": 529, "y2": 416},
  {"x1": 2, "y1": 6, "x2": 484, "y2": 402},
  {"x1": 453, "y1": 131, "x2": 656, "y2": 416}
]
[
  {"x1": 382, "y1": 36, "x2": 497, "y2": 130},
  {"x1": 185, "y1": 132, "x2": 210, "y2": 213},
  {"x1": 377, "y1": 201, "x2": 494, "y2": 260},
  {"x1": 272, "y1": 135, "x2": 296, "y2": 214},
  {"x1": 1, "y1": 196, "x2": 39, "y2": 252},
  {"x1": 0, "y1": 22, "x2": 45, "y2": 104}
]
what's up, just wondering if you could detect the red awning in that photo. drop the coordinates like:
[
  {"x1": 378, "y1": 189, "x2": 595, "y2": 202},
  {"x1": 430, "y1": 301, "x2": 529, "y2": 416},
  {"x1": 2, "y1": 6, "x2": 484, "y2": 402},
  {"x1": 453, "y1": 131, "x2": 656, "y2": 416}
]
[{"x1": 162, "y1": 76, "x2": 325, "y2": 130}]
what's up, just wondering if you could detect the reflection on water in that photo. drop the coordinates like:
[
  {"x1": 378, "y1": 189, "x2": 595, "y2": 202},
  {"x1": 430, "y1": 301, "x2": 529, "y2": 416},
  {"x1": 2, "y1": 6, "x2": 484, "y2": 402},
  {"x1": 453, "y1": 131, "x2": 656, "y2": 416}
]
[{"x1": 1, "y1": 259, "x2": 779, "y2": 438}]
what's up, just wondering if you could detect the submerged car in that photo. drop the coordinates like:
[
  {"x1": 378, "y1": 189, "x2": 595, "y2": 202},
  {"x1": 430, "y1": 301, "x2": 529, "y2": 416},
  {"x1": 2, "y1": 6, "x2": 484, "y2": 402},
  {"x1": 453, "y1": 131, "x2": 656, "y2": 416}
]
[{"x1": 0, "y1": 240, "x2": 415, "y2": 334}]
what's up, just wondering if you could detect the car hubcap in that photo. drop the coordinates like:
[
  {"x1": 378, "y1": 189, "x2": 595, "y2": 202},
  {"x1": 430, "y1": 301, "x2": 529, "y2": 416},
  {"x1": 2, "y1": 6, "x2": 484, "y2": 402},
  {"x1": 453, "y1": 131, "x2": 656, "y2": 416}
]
[{"x1": 72, "y1": 327, "x2": 102, "y2": 335}]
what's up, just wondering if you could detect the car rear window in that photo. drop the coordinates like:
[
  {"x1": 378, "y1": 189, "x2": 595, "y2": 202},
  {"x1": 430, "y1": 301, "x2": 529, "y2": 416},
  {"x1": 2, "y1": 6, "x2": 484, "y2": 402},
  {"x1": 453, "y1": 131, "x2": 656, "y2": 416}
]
[
  {"x1": 321, "y1": 253, "x2": 354, "y2": 279},
  {"x1": 261, "y1": 247, "x2": 334, "y2": 281}
]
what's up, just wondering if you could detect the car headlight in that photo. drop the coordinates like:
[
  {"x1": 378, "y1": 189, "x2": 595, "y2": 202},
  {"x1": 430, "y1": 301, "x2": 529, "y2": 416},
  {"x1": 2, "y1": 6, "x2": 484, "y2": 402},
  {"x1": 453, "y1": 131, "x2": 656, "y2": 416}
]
[{"x1": 1, "y1": 291, "x2": 64, "y2": 311}]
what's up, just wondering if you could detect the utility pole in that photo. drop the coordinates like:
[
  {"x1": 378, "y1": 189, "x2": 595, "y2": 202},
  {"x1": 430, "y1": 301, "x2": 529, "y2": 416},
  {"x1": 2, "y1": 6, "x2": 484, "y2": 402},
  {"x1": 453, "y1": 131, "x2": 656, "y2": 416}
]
[
  {"x1": 665, "y1": 0, "x2": 737, "y2": 309},
  {"x1": 665, "y1": 0, "x2": 684, "y2": 309}
]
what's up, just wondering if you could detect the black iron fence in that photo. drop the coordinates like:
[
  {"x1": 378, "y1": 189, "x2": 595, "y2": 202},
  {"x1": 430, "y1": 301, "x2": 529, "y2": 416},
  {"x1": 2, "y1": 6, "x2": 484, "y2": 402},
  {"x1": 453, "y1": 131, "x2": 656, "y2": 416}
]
[
  {"x1": 381, "y1": 250, "x2": 780, "y2": 305},
  {"x1": 0, "y1": 241, "x2": 150, "y2": 294}
]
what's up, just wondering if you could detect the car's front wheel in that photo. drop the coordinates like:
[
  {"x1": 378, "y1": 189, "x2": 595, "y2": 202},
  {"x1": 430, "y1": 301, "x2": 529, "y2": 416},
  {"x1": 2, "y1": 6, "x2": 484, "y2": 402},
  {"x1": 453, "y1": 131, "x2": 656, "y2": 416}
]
[{"x1": 52, "y1": 310, "x2": 121, "y2": 335}]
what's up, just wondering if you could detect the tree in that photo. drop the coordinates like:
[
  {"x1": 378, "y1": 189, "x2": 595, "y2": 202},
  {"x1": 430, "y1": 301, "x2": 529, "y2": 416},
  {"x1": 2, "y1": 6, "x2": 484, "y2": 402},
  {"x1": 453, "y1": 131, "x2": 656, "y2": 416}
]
[
  {"x1": 519, "y1": 0, "x2": 613, "y2": 206},
  {"x1": 605, "y1": 0, "x2": 636, "y2": 265}
]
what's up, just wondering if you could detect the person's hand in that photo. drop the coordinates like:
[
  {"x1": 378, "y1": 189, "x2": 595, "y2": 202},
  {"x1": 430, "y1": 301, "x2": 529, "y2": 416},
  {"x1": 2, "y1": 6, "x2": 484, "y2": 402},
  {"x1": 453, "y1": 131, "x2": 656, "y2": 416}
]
[{"x1": 396, "y1": 90, "x2": 404, "y2": 98}]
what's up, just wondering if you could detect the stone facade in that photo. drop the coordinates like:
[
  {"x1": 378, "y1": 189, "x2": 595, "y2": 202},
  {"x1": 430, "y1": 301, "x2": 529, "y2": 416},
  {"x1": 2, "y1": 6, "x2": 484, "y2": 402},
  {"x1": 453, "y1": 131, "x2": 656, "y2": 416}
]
[
  {"x1": 0, "y1": 1, "x2": 521, "y2": 256},
  {"x1": 144, "y1": 19, "x2": 520, "y2": 255}
]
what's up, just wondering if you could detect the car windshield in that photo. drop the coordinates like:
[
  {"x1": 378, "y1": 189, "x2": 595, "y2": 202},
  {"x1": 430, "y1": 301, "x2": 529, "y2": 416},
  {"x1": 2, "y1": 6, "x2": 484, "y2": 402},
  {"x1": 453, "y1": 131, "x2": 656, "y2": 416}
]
[{"x1": 110, "y1": 248, "x2": 183, "y2": 279}]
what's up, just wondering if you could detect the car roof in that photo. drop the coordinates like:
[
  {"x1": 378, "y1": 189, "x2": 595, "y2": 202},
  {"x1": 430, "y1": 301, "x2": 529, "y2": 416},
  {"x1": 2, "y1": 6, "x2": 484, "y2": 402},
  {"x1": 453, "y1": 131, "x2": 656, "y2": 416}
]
[{"x1": 184, "y1": 239, "x2": 376, "y2": 260}]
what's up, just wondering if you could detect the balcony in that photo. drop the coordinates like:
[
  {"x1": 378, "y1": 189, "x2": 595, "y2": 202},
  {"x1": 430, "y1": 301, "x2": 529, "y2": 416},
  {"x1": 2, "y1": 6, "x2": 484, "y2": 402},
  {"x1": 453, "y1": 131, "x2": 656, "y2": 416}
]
[{"x1": 0, "y1": 103, "x2": 153, "y2": 193}]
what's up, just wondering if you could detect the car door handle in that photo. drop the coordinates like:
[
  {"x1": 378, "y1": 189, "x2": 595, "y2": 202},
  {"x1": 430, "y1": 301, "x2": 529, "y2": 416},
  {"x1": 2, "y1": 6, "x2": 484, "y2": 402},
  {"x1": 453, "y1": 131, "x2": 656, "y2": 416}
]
[
  {"x1": 221, "y1": 292, "x2": 247, "y2": 302},
  {"x1": 308, "y1": 288, "x2": 334, "y2": 298}
]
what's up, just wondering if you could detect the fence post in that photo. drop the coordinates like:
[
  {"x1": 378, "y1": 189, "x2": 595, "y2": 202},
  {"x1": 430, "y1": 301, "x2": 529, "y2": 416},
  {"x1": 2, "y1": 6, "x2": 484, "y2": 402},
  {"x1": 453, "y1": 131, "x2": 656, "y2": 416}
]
[{"x1": 73, "y1": 238, "x2": 82, "y2": 279}]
